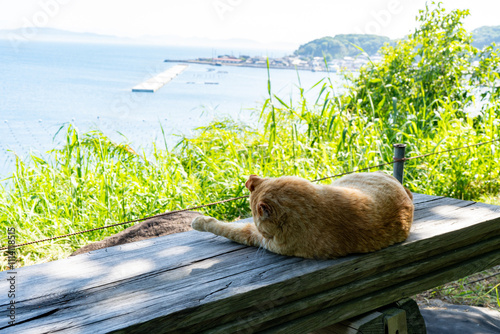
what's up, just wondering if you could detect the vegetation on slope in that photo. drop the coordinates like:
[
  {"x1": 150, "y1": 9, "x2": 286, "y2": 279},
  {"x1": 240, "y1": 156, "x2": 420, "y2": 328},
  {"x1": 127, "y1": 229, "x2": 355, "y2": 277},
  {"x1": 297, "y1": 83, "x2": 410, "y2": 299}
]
[
  {"x1": 472, "y1": 25, "x2": 500, "y2": 49},
  {"x1": 294, "y1": 25, "x2": 499, "y2": 61}
]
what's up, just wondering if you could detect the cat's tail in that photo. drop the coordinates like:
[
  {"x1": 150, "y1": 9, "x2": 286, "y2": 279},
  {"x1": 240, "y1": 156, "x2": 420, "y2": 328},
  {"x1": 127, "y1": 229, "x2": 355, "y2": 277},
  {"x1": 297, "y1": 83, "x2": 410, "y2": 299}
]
[{"x1": 404, "y1": 187, "x2": 413, "y2": 201}]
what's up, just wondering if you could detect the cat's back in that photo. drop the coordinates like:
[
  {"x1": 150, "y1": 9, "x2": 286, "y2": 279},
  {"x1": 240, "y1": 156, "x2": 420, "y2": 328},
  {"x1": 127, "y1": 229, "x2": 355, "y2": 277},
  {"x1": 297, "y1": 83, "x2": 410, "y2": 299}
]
[
  {"x1": 331, "y1": 171, "x2": 410, "y2": 201},
  {"x1": 325, "y1": 172, "x2": 414, "y2": 255}
]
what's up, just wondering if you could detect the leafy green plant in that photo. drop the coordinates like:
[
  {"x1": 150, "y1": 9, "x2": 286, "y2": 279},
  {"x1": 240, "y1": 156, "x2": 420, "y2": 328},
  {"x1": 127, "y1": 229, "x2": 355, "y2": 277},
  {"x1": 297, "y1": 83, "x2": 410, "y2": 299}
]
[{"x1": 344, "y1": 2, "x2": 500, "y2": 120}]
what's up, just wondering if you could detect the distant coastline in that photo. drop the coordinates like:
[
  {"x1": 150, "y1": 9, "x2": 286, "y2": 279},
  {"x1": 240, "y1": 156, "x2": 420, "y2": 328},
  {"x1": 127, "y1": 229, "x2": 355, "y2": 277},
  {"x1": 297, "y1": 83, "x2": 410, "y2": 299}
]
[
  {"x1": 165, "y1": 53, "x2": 382, "y2": 72},
  {"x1": 164, "y1": 57, "x2": 330, "y2": 72}
]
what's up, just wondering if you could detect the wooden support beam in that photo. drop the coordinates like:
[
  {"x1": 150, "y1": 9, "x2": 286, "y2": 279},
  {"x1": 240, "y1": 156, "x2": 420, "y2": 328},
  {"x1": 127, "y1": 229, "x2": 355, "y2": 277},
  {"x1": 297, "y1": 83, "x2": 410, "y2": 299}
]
[{"x1": 311, "y1": 298, "x2": 425, "y2": 334}]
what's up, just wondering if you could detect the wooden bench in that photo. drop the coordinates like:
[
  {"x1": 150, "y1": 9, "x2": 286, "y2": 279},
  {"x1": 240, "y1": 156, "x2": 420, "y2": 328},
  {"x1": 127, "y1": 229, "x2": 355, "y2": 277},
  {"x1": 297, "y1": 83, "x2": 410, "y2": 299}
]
[{"x1": 1, "y1": 193, "x2": 500, "y2": 333}]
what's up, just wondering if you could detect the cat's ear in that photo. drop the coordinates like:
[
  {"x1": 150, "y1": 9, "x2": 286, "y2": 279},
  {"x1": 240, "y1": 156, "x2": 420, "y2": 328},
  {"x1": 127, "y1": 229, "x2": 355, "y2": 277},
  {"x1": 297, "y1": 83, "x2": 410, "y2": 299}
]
[
  {"x1": 245, "y1": 175, "x2": 263, "y2": 192},
  {"x1": 258, "y1": 202, "x2": 271, "y2": 219}
]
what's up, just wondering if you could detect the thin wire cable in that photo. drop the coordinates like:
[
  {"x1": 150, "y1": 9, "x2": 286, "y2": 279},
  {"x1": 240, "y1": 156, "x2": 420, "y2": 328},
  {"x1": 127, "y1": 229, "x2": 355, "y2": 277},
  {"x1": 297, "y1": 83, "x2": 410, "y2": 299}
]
[
  {"x1": 401, "y1": 138, "x2": 500, "y2": 162},
  {"x1": 2, "y1": 137, "x2": 500, "y2": 251},
  {"x1": 0, "y1": 195, "x2": 249, "y2": 251},
  {"x1": 463, "y1": 271, "x2": 500, "y2": 286},
  {"x1": 312, "y1": 160, "x2": 396, "y2": 182},
  {"x1": 426, "y1": 270, "x2": 500, "y2": 303},
  {"x1": 431, "y1": 271, "x2": 500, "y2": 292}
]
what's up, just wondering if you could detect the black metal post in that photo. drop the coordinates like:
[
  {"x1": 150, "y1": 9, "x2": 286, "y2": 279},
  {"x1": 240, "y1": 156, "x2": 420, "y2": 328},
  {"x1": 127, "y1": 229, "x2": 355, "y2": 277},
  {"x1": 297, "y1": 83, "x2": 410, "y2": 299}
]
[{"x1": 393, "y1": 144, "x2": 406, "y2": 184}]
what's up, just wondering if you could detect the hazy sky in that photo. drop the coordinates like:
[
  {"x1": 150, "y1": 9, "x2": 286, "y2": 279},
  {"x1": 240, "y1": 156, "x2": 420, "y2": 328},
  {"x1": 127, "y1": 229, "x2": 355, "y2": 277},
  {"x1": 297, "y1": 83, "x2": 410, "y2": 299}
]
[{"x1": 1, "y1": 0, "x2": 499, "y2": 47}]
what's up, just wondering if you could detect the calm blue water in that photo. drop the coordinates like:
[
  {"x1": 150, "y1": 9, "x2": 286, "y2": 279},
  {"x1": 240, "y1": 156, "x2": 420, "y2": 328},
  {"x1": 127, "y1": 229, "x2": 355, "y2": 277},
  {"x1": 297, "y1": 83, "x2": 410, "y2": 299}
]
[{"x1": 0, "y1": 40, "x2": 340, "y2": 178}]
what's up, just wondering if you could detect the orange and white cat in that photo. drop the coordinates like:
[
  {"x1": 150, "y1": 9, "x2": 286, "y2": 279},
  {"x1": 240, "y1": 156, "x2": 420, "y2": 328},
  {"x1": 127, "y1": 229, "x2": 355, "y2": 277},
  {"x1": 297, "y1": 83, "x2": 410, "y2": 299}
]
[{"x1": 191, "y1": 172, "x2": 414, "y2": 259}]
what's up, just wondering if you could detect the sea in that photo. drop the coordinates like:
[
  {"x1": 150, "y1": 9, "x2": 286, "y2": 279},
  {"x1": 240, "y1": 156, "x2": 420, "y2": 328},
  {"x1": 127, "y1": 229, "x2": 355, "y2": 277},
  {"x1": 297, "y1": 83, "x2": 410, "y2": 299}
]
[{"x1": 0, "y1": 40, "x2": 341, "y2": 179}]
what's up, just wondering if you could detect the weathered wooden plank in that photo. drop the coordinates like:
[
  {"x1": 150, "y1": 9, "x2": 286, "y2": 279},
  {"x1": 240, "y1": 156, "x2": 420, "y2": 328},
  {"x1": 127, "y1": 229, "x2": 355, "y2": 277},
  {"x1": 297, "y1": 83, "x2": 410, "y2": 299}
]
[
  {"x1": 261, "y1": 249, "x2": 500, "y2": 334},
  {"x1": 1, "y1": 237, "x2": 315, "y2": 333},
  {"x1": 311, "y1": 311, "x2": 385, "y2": 334},
  {"x1": 202, "y1": 235, "x2": 500, "y2": 333},
  {"x1": 2, "y1": 233, "x2": 251, "y2": 320},
  {"x1": 411, "y1": 192, "x2": 443, "y2": 204},
  {"x1": 1, "y1": 194, "x2": 499, "y2": 334},
  {"x1": 314, "y1": 298, "x2": 425, "y2": 334},
  {"x1": 412, "y1": 196, "x2": 475, "y2": 221},
  {"x1": 394, "y1": 298, "x2": 427, "y2": 334}
]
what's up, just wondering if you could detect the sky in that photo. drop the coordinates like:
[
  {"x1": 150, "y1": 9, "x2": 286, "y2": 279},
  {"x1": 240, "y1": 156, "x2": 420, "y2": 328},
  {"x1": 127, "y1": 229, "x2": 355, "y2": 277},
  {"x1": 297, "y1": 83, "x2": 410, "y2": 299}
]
[{"x1": 1, "y1": 0, "x2": 499, "y2": 48}]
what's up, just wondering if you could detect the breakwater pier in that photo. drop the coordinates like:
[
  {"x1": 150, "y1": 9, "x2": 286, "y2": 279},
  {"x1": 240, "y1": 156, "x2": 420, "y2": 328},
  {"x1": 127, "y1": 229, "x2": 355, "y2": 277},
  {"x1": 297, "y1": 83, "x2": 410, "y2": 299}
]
[{"x1": 132, "y1": 64, "x2": 189, "y2": 92}]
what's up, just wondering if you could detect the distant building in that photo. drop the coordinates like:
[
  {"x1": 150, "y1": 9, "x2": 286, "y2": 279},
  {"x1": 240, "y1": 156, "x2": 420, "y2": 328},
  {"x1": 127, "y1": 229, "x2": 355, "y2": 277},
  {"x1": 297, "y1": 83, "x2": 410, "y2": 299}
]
[
  {"x1": 214, "y1": 56, "x2": 243, "y2": 64},
  {"x1": 291, "y1": 58, "x2": 308, "y2": 66}
]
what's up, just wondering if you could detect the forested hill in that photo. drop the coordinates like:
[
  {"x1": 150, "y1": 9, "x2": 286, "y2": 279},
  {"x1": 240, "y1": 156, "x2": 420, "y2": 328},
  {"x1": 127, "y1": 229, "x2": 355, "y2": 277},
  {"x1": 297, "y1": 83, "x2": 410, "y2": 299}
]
[
  {"x1": 295, "y1": 26, "x2": 500, "y2": 60},
  {"x1": 472, "y1": 25, "x2": 500, "y2": 49},
  {"x1": 293, "y1": 34, "x2": 391, "y2": 60}
]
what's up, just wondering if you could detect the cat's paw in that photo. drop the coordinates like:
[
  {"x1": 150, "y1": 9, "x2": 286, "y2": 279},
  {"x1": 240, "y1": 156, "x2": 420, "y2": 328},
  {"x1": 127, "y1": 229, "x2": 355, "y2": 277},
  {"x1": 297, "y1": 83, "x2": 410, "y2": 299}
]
[{"x1": 191, "y1": 216, "x2": 217, "y2": 232}]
